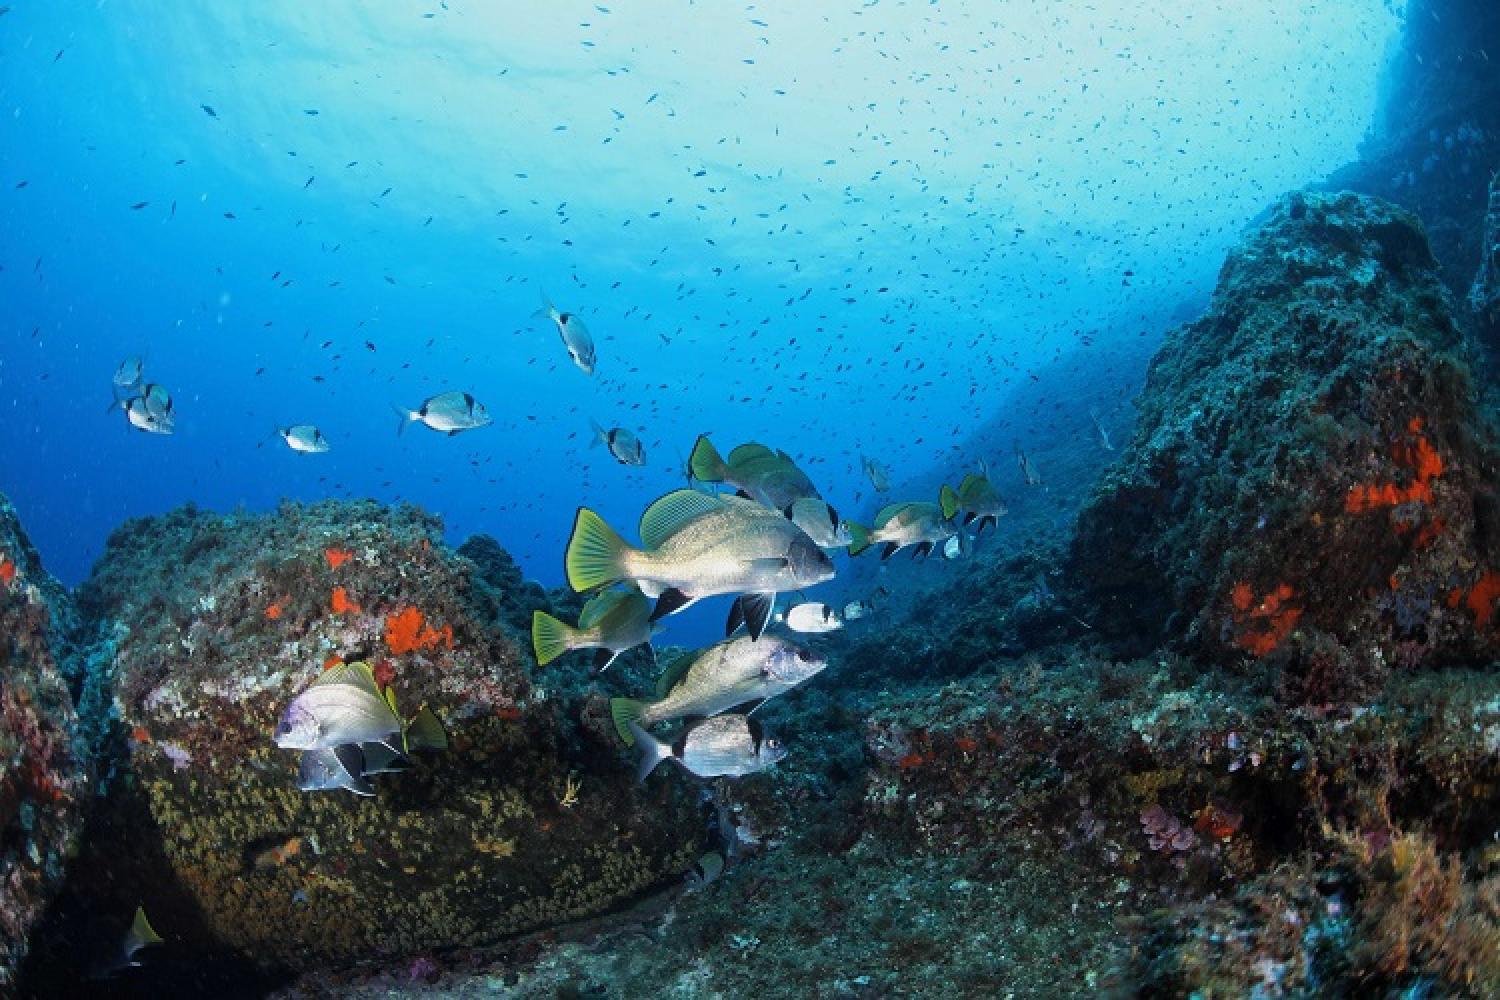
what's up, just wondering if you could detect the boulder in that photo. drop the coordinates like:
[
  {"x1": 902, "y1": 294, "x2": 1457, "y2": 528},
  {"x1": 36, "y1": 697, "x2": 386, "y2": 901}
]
[
  {"x1": 0, "y1": 492, "x2": 89, "y2": 990},
  {"x1": 1070, "y1": 191, "x2": 1500, "y2": 702},
  {"x1": 26, "y1": 500, "x2": 702, "y2": 991}
]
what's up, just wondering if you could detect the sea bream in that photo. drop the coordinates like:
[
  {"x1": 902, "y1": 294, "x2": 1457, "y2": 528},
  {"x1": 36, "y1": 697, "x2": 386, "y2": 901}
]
[
  {"x1": 565, "y1": 488, "x2": 835, "y2": 639},
  {"x1": 535, "y1": 292, "x2": 596, "y2": 375},
  {"x1": 777, "y1": 601, "x2": 843, "y2": 633},
  {"x1": 113, "y1": 354, "x2": 145, "y2": 392},
  {"x1": 943, "y1": 474, "x2": 1007, "y2": 534},
  {"x1": 862, "y1": 454, "x2": 892, "y2": 493},
  {"x1": 591, "y1": 420, "x2": 646, "y2": 466},
  {"x1": 610, "y1": 634, "x2": 825, "y2": 744},
  {"x1": 629, "y1": 713, "x2": 786, "y2": 782},
  {"x1": 274, "y1": 660, "x2": 403, "y2": 752},
  {"x1": 110, "y1": 382, "x2": 175, "y2": 435},
  {"x1": 297, "y1": 744, "x2": 374, "y2": 796},
  {"x1": 848, "y1": 500, "x2": 956, "y2": 560},
  {"x1": 689, "y1": 436, "x2": 822, "y2": 511},
  {"x1": 785, "y1": 496, "x2": 852, "y2": 550},
  {"x1": 277, "y1": 424, "x2": 330, "y2": 454},
  {"x1": 394, "y1": 391, "x2": 491, "y2": 436},
  {"x1": 531, "y1": 587, "x2": 659, "y2": 671}
]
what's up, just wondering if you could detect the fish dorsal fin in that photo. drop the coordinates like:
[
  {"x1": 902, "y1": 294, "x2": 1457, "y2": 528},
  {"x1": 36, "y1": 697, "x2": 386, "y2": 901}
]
[
  {"x1": 578, "y1": 589, "x2": 628, "y2": 629},
  {"x1": 959, "y1": 473, "x2": 983, "y2": 499},
  {"x1": 311, "y1": 660, "x2": 382, "y2": 697},
  {"x1": 654, "y1": 649, "x2": 698, "y2": 699},
  {"x1": 132, "y1": 906, "x2": 163, "y2": 947},
  {"x1": 727, "y1": 442, "x2": 776, "y2": 467},
  {"x1": 874, "y1": 503, "x2": 912, "y2": 528},
  {"x1": 639, "y1": 489, "x2": 724, "y2": 549}
]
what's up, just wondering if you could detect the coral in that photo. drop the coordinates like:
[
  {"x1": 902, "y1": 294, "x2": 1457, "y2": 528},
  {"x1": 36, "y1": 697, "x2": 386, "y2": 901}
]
[
  {"x1": 23, "y1": 500, "x2": 703, "y2": 991},
  {"x1": 1069, "y1": 191, "x2": 1500, "y2": 699},
  {"x1": 0, "y1": 492, "x2": 90, "y2": 989}
]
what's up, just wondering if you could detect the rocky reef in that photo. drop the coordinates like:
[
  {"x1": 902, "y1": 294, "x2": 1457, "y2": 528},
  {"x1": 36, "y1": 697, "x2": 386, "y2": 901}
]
[
  {"x1": 0, "y1": 493, "x2": 89, "y2": 991},
  {"x1": 19, "y1": 501, "x2": 703, "y2": 994},
  {"x1": 1070, "y1": 191, "x2": 1500, "y2": 704}
]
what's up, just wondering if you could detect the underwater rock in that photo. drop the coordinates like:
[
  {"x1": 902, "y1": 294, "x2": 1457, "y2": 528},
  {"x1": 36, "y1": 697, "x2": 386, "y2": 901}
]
[
  {"x1": 1070, "y1": 191, "x2": 1500, "y2": 700},
  {"x1": 455, "y1": 533, "x2": 554, "y2": 638},
  {"x1": 30, "y1": 500, "x2": 702, "y2": 989},
  {"x1": 1471, "y1": 169, "x2": 1500, "y2": 332},
  {"x1": 0, "y1": 492, "x2": 90, "y2": 990}
]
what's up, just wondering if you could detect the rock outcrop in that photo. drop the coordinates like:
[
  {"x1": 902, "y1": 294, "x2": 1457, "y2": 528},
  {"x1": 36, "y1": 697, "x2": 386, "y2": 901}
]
[
  {"x1": 0, "y1": 493, "x2": 89, "y2": 991},
  {"x1": 23, "y1": 500, "x2": 702, "y2": 992},
  {"x1": 1070, "y1": 192, "x2": 1500, "y2": 702}
]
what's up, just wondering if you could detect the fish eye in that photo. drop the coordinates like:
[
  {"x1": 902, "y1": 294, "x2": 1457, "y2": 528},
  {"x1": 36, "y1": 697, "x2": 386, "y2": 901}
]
[{"x1": 796, "y1": 648, "x2": 814, "y2": 662}]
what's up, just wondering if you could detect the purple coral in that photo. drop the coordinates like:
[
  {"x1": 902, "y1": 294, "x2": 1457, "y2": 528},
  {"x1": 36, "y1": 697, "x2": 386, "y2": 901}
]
[{"x1": 1140, "y1": 804, "x2": 1198, "y2": 853}]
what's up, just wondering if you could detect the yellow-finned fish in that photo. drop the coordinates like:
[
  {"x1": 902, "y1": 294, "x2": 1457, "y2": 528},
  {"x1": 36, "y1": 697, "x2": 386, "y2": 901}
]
[
  {"x1": 689, "y1": 436, "x2": 821, "y2": 511},
  {"x1": 531, "y1": 587, "x2": 659, "y2": 671},
  {"x1": 847, "y1": 499, "x2": 955, "y2": 560}
]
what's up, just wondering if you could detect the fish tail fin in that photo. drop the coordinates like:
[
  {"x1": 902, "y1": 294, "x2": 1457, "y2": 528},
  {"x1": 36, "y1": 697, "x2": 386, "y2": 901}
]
[
  {"x1": 847, "y1": 521, "x2": 871, "y2": 557},
  {"x1": 688, "y1": 434, "x2": 727, "y2": 483},
  {"x1": 531, "y1": 611, "x2": 579, "y2": 666},
  {"x1": 132, "y1": 906, "x2": 163, "y2": 948},
  {"x1": 611, "y1": 697, "x2": 647, "y2": 746},
  {"x1": 940, "y1": 484, "x2": 961, "y2": 521},
  {"x1": 627, "y1": 721, "x2": 668, "y2": 782},
  {"x1": 392, "y1": 403, "x2": 416, "y2": 436},
  {"x1": 565, "y1": 507, "x2": 633, "y2": 592},
  {"x1": 589, "y1": 419, "x2": 607, "y2": 448},
  {"x1": 532, "y1": 288, "x2": 555, "y2": 321}
]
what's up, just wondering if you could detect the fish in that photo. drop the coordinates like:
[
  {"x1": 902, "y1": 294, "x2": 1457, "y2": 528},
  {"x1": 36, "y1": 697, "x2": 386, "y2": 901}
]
[
  {"x1": 394, "y1": 391, "x2": 491, "y2": 435},
  {"x1": 591, "y1": 420, "x2": 646, "y2": 466},
  {"x1": 1090, "y1": 407, "x2": 1114, "y2": 451},
  {"x1": 785, "y1": 496, "x2": 851, "y2": 549},
  {"x1": 274, "y1": 660, "x2": 403, "y2": 751},
  {"x1": 565, "y1": 488, "x2": 835, "y2": 640},
  {"x1": 297, "y1": 744, "x2": 374, "y2": 796},
  {"x1": 531, "y1": 587, "x2": 659, "y2": 671},
  {"x1": 629, "y1": 714, "x2": 786, "y2": 782},
  {"x1": 535, "y1": 292, "x2": 596, "y2": 374},
  {"x1": 610, "y1": 635, "x2": 825, "y2": 744},
  {"x1": 1016, "y1": 444, "x2": 1042, "y2": 485},
  {"x1": 862, "y1": 454, "x2": 892, "y2": 492},
  {"x1": 942, "y1": 532, "x2": 971, "y2": 560},
  {"x1": 112, "y1": 354, "x2": 145, "y2": 391},
  {"x1": 94, "y1": 905, "x2": 164, "y2": 977},
  {"x1": 778, "y1": 601, "x2": 843, "y2": 633},
  {"x1": 110, "y1": 383, "x2": 175, "y2": 435},
  {"x1": 689, "y1": 436, "x2": 822, "y2": 511},
  {"x1": 277, "y1": 424, "x2": 330, "y2": 454},
  {"x1": 842, "y1": 598, "x2": 876, "y2": 621},
  {"x1": 684, "y1": 851, "x2": 725, "y2": 890},
  {"x1": 944, "y1": 473, "x2": 1008, "y2": 534},
  {"x1": 847, "y1": 500, "x2": 956, "y2": 560}
]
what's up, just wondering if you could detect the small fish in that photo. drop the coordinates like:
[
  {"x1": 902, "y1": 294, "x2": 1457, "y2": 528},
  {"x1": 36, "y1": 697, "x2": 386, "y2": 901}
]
[
  {"x1": 785, "y1": 496, "x2": 851, "y2": 549},
  {"x1": 112, "y1": 354, "x2": 145, "y2": 391},
  {"x1": 847, "y1": 499, "x2": 955, "y2": 560},
  {"x1": 862, "y1": 454, "x2": 892, "y2": 492},
  {"x1": 778, "y1": 601, "x2": 843, "y2": 633},
  {"x1": 1016, "y1": 444, "x2": 1042, "y2": 486},
  {"x1": 394, "y1": 391, "x2": 491, "y2": 436},
  {"x1": 565, "y1": 489, "x2": 835, "y2": 640},
  {"x1": 684, "y1": 851, "x2": 725, "y2": 890},
  {"x1": 942, "y1": 532, "x2": 971, "y2": 560},
  {"x1": 610, "y1": 635, "x2": 825, "y2": 744},
  {"x1": 1089, "y1": 408, "x2": 1114, "y2": 451},
  {"x1": 591, "y1": 420, "x2": 646, "y2": 465},
  {"x1": 535, "y1": 292, "x2": 596, "y2": 374},
  {"x1": 531, "y1": 588, "x2": 659, "y2": 671},
  {"x1": 110, "y1": 383, "x2": 175, "y2": 435},
  {"x1": 629, "y1": 713, "x2": 786, "y2": 782},
  {"x1": 842, "y1": 598, "x2": 876, "y2": 621},
  {"x1": 94, "y1": 905, "x2": 164, "y2": 977},
  {"x1": 297, "y1": 744, "x2": 374, "y2": 796},
  {"x1": 689, "y1": 436, "x2": 822, "y2": 511},
  {"x1": 277, "y1": 424, "x2": 330, "y2": 454},
  {"x1": 274, "y1": 661, "x2": 403, "y2": 751}
]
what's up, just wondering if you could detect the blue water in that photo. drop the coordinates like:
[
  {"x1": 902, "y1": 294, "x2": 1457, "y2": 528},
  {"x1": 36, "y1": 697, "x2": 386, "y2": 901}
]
[{"x1": 0, "y1": 2, "x2": 1402, "y2": 646}]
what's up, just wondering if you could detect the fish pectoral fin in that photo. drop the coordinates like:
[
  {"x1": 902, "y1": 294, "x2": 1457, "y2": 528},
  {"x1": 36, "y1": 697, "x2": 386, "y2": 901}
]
[
  {"x1": 733, "y1": 592, "x2": 776, "y2": 641},
  {"x1": 735, "y1": 489, "x2": 753, "y2": 500},
  {"x1": 880, "y1": 542, "x2": 899, "y2": 561},
  {"x1": 333, "y1": 743, "x2": 366, "y2": 779},
  {"x1": 592, "y1": 648, "x2": 619, "y2": 673},
  {"x1": 650, "y1": 588, "x2": 696, "y2": 621},
  {"x1": 913, "y1": 542, "x2": 933, "y2": 560},
  {"x1": 739, "y1": 698, "x2": 769, "y2": 716}
]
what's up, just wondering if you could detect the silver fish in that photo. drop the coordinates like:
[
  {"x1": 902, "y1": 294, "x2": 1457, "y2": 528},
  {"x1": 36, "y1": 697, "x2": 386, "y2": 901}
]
[
  {"x1": 297, "y1": 744, "x2": 374, "y2": 796},
  {"x1": 862, "y1": 455, "x2": 891, "y2": 492},
  {"x1": 786, "y1": 496, "x2": 851, "y2": 549},
  {"x1": 610, "y1": 635, "x2": 825, "y2": 744},
  {"x1": 1090, "y1": 408, "x2": 1114, "y2": 451},
  {"x1": 394, "y1": 391, "x2": 491, "y2": 435},
  {"x1": 565, "y1": 489, "x2": 835, "y2": 640},
  {"x1": 278, "y1": 424, "x2": 330, "y2": 453},
  {"x1": 274, "y1": 661, "x2": 402, "y2": 751},
  {"x1": 779, "y1": 601, "x2": 843, "y2": 633},
  {"x1": 591, "y1": 420, "x2": 646, "y2": 466},
  {"x1": 689, "y1": 436, "x2": 822, "y2": 511},
  {"x1": 842, "y1": 598, "x2": 876, "y2": 621},
  {"x1": 1016, "y1": 444, "x2": 1042, "y2": 486},
  {"x1": 531, "y1": 587, "x2": 660, "y2": 671},
  {"x1": 113, "y1": 355, "x2": 145, "y2": 390},
  {"x1": 536, "y1": 293, "x2": 596, "y2": 374},
  {"x1": 630, "y1": 714, "x2": 786, "y2": 782}
]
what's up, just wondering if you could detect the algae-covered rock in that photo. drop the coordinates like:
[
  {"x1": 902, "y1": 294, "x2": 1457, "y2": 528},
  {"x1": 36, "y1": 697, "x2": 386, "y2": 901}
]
[
  {"x1": 1472, "y1": 170, "x2": 1500, "y2": 333},
  {"x1": 1070, "y1": 191, "x2": 1500, "y2": 700},
  {"x1": 31, "y1": 500, "x2": 702, "y2": 989},
  {"x1": 0, "y1": 492, "x2": 89, "y2": 990}
]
